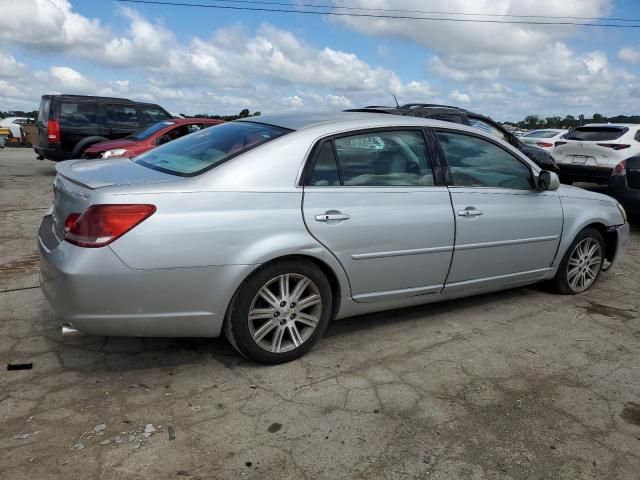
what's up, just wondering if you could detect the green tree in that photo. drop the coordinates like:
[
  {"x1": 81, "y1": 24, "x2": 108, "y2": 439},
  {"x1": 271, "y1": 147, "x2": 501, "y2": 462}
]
[
  {"x1": 562, "y1": 115, "x2": 577, "y2": 128},
  {"x1": 592, "y1": 113, "x2": 605, "y2": 123},
  {"x1": 522, "y1": 115, "x2": 541, "y2": 129},
  {"x1": 238, "y1": 109, "x2": 250, "y2": 118}
]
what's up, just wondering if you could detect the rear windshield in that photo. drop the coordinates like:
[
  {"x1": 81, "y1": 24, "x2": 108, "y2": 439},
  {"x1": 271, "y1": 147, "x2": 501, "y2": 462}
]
[
  {"x1": 135, "y1": 122, "x2": 291, "y2": 176},
  {"x1": 524, "y1": 130, "x2": 560, "y2": 138},
  {"x1": 129, "y1": 121, "x2": 175, "y2": 140},
  {"x1": 38, "y1": 98, "x2": 51, "y2": 123},
  {"x1": 565, "y1": 127, "x2": 628, "y2": 141}
]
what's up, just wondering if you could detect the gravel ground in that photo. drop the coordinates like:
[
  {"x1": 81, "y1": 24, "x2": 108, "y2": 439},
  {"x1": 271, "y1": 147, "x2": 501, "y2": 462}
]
[{"x1": 1, "y1": 147, "x2": 639, "y2": 479}]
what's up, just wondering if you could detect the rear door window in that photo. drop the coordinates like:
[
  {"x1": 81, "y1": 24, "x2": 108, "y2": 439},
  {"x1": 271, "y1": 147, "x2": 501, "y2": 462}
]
[
  {"x1": 308, "y1": 142, "x2": 340, "y2": 186},
  {"x1": 565, "y1": 127, "x2": 628, "y2": 141},
  {"x1": 59, "y1": 101, "x2": 98, "y2": 128},
  {"x1": 330, "y1": 130, "x2": 434, "y2": 186},
  {"x1": 106, "y1": 104, "x2": 139, "y2": 129},
  {"x1": 139, "y1": 106, "x2": 171, "y2": 125}
]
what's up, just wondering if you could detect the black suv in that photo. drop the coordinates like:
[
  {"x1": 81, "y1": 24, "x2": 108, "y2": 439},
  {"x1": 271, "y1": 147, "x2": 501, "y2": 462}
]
[
  {"x1": 35, "y1": 94, "x2": 172, "y2": 161},
  {"x1": 346, "y1": 104, "x2": 560, "y2": 173}
]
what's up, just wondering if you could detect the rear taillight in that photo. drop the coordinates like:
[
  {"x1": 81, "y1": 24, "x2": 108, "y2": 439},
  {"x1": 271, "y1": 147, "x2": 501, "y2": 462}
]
[
  {"x1": 612, "y1": 160, "x2": 627, "y2": 176},
  {"x1": 554, "y1": 141, "x2": 567, "y2": 147},
  {"x1": 64, "y1": 204, "x2": 156, "y2": 248},
  {"x1": 47, "y1": 120, "x2": 60, "y2": 143},
  {"x1": 536, "y1": 142, "x2": 554, "y2": 148},
  {"x1": 597, "y1": 143, "x2": 631, "y2": 150}
]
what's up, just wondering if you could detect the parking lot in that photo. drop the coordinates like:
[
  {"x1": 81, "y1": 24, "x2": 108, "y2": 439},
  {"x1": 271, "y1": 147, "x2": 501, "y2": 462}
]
[{"x1": 1, "y1": 147, "x2": 639, "y2": 479}]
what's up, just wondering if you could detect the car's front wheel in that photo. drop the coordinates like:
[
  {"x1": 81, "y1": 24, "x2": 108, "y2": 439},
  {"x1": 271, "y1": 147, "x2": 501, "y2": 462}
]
[
  {"x1": 224, "y1": 259, "x2": 332, "y2": 363},
  {"x1": 550, "y1": 228, "x2": 605, "y2": 294}
]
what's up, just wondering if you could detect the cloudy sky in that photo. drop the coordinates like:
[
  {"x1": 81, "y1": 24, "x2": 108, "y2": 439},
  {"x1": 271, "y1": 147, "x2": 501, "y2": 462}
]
[{"x1": 1, "y1": 0, "x2": 639, "y2": 120}]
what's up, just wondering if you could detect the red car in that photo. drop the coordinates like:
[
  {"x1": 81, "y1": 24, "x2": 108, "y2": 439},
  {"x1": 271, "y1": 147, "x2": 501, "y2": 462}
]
[{"x1": 83, "y1": 118, "x2": 224, "y2": 159}]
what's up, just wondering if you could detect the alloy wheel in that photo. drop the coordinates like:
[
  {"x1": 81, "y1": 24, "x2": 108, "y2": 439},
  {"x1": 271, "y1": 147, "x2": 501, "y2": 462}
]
[
  {"x1": 567, "y1": 237, "x2": 603, "y2": 293},
  {"x1": 248, "y1": 273, "x2": 322, "y2": 353}
]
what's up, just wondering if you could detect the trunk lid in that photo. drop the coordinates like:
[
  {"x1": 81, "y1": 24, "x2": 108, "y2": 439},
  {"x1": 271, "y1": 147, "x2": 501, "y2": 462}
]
[{"x1": 49, "y1": 158, "x2": 176, "y2": 242}]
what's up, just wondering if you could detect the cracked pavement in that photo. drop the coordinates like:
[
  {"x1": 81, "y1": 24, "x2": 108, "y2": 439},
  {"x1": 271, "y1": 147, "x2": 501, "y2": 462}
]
[{"x1": 1, "y1": 148, "x2": 639, "y2": 479}]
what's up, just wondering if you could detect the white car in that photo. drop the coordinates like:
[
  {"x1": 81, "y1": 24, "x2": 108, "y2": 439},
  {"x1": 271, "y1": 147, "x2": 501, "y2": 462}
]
[
  {"x1": 0, "y1": 117, "x2": 30, "y2": 141},
  {"x1": 554, "y1": 123, "x2": 640, "y2": 184},
  {"x1": 521, "y1": 129, "x2": 569, "y2": 152}
]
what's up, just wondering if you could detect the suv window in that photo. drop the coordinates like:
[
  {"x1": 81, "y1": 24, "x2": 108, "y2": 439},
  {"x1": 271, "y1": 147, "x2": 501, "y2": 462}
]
[
  {"x1": 59, "y1": 101, "x2": 98, "y2": 128},
  {"x1": 436, "y1": 131, "x2": 532, "y2": 190},
  {"x1": 328, "y1": 130, "x2": 434, "y2": 186},
  {"x1": 565, "y1": 126, "x2": 627, "y2": 141},
  {"x1": 468, "y1": 117, "x2": 508, "y2": 141},
  {"x1": 106, "y1": 104, "x2": 139, "y2": 128},
  {"x1": 140, "y1": 106, "x2": 170, "y2": 125},
  {"x1": 633, "y1": 129, "x2": 640, "y2": 142}
]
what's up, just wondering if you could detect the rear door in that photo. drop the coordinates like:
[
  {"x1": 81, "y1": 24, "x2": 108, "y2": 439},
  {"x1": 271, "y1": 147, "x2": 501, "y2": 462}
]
[
  {"x1": 434, "y1": 129, "x2": 563, "y2": 292},
  {"x1": 302, "y1": 129, "x2": 455, "y2": 302}
]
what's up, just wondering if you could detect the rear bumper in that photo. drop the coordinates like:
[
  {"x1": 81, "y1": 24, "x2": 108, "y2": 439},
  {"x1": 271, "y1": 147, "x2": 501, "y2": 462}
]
[
  {"x1": 34, "y1": 145, "x2": 72, "y2": 162},
  {"x1": 557, "y1": 164, "x2": 612, "y2": 183},
  {"x1": 38, "y1": 215, "x2": 249, "y2": 338}
]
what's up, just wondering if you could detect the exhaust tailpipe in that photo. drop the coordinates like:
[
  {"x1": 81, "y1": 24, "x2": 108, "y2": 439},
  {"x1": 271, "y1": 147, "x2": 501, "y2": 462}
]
[{"x1": 61, "y1": 324, "x2": 82, "y2": 336}]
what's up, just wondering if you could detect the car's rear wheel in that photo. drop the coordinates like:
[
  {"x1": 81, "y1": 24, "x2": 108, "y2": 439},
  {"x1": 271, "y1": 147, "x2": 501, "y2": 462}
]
[
  {"x1": 550, "y1": 228, "x2": 605, "y2": 295},
  {"x1": 224, "y1": 260, "x2": 332, "y2": 363}
]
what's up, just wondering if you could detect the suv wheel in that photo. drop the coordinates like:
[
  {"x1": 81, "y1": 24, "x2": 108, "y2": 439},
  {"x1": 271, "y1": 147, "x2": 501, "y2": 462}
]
[{"x1": 224, "y1": 260, "x2": 332, "y2": 363}]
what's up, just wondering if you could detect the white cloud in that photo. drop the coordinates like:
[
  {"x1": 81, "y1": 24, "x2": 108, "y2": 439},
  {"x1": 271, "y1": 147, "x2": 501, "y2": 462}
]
[
  {"x1": 0, "y1": 0, "x2": 108, "y2": 53},
  {"x1": 333, "y1": 0, "x2": 611, "y2": 55},
  {"x1": 449, "y1": 90, "x2": 470, "y2": 103},
  {"x1": 618, "y1": 47, "x2": 640, "y2": 64}
]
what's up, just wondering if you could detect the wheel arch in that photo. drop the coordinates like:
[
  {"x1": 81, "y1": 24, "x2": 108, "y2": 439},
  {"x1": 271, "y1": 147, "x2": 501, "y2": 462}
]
[
  {"x1": 222, "y1": 253, "x2": 348, "y2": 328},
  {"x1": 72, "y1": 136, "x2": 108, "y2": 156},
  {"x1": 581, "y1": 222, "x2": 618, "y2": 264}
]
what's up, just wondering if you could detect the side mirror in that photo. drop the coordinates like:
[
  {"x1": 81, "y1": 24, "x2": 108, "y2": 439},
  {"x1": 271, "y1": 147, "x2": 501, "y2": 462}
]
[{"x1": 538, "y1": 170, "x2": 560, "y2": 191}]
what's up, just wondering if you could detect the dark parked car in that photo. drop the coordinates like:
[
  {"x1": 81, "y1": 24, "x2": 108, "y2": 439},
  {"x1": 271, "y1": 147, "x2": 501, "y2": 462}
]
[
  {"x1": 35, "y1": 94, "x2": 172, "y2": 161},
  {"x1": 346, "y1": 104, "x2": 560, "y2": 173},
  {"x1": 609, "y1": 155, "x2": 640, "y2": 220}
]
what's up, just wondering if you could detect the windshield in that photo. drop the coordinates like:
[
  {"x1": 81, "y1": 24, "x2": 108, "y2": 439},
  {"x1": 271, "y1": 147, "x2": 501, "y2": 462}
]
[
  {"x1": 129, "y1": 121, "x2": 175, "y2": 140},
  {"x1": 134, "y1": 121, "x2": 291, "y2": 176},
  {"x1": 524, "y1": 130, "x2": 560, "y2": 139}
]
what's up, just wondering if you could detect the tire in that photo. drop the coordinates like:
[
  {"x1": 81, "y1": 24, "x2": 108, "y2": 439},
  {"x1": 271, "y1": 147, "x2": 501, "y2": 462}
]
[
  {"x1": 224, "y1": 259, "x2": 332, "y2": 364},
  {"x1": 550, "y1": 228, "x2": 606, "y2": 295},
  {"x1": 559, "y1": 176, "x2": 573, "y2": 185}
]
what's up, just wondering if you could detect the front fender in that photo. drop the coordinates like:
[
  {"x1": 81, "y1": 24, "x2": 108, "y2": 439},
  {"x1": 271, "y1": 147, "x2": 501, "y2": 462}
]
[{"x1": 553, "y1": 193, "x2": 625, "y2": 269}]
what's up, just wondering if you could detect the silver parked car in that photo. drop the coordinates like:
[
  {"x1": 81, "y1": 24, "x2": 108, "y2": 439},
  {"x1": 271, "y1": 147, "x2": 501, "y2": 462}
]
[{"x1": 38, "y1": 112, "x2": 630, "y2": 363}]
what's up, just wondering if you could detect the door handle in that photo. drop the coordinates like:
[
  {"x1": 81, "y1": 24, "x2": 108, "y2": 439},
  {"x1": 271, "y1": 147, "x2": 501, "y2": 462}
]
[
  {"x1": 315, "y1": 211, "x2": 351, "y2": 222},
  {"x1": 457, "y1": 207, "x2": 483, "y2": 217}
]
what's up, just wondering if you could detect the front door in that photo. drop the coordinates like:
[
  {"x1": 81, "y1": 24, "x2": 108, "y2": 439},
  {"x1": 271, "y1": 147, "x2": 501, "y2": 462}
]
[
  {"x1": 302, "y1": 129, "x2": 455, "y2": 302},
  {"x1": 433, "y1": 129, "x2": 563, "y2": 290}
]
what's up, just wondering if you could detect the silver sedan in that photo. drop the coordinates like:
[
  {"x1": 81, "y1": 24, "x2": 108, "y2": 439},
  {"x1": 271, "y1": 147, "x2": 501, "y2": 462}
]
[{"x1": 38, "y1": 112, "x2": 630, "y2": 363}]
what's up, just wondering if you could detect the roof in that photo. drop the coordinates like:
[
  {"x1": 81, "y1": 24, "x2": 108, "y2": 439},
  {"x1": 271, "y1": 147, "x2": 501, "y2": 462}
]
[
  {"x1": 239, "y1": 111, "x2": 437, "y2": 131},
  {"x1": 42, "y1": 94, "x2": 162, "y2": 106}
]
